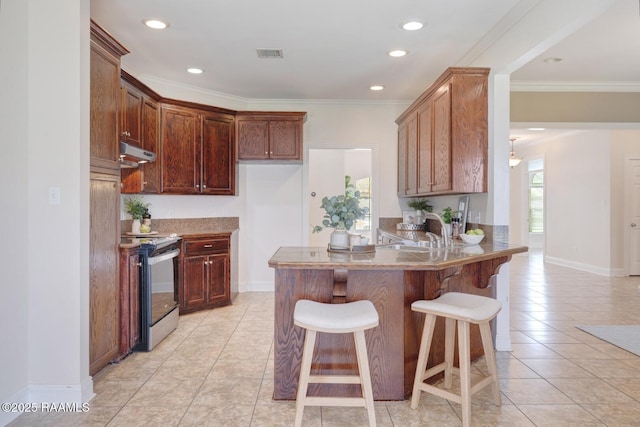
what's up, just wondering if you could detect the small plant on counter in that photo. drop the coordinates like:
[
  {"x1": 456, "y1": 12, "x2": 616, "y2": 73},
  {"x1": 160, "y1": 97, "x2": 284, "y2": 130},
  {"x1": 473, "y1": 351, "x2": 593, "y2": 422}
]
[
  {"x1": 312, "y1": 176, "x2": 369, "y2": 233},
  {"x1": 441, "y1": 206, "x2": 455, "y2": 224},
  {"x1": 124, "y1": 195, "x2": 150, "y2": 220},
  {"x1": 407, "y1": 198, "x2": 433, "y2": 213}
]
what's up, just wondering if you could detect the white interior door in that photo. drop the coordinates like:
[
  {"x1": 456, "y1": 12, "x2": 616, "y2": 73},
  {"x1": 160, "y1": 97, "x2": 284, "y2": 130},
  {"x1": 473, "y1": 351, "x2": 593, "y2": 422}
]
[
  {"x1": 308, "y1": 149, "x2": 372, "y2": 247},
  {"x1": 627, "y1": 158, "x2": 640, "y2": 275}
]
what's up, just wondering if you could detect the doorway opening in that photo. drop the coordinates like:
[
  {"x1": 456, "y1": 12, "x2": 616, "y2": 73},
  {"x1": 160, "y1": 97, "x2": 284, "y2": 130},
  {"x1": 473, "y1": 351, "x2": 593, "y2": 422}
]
[
  {"x1": 308, "y1": 149, "x2": 373, "y2": 247},
  {"x1": 527, "y1": 158, "x2": 544, "y2": 249}
]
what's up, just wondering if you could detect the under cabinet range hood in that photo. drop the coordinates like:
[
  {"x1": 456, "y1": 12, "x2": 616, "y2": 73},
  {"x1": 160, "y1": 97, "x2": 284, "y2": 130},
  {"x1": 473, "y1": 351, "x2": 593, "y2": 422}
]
[{"x1": 119, "y1": 141, "x2": 157, "y2": 168}]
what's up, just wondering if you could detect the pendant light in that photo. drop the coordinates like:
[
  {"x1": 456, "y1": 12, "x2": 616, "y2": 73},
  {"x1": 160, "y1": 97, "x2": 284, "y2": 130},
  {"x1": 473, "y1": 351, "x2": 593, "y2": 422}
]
[{"x1": 509, "y1": 138, "x2": 522, "y2": 168}]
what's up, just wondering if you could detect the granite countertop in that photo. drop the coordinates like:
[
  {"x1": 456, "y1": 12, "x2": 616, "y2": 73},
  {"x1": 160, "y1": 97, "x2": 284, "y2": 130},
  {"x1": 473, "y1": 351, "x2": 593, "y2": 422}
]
[
  {"x1": 268, "y1": 242, "x2": 528, "y2": 271},
  {"x1": 120, "y1": 217, "x2": 239, "y2": 248}
]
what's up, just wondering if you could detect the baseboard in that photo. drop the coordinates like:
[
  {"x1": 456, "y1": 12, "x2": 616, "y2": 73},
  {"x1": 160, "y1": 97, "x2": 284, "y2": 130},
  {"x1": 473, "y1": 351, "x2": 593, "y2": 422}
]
[
  {"x1": 28, "y1": 376, "x2": 94, "y2": 404},
  {"x1": 239, "y1": 281, "x2": 274, "y2": 292},
  {"x1": 544, "y1": 255, "x2": 612, "y2": 277}
]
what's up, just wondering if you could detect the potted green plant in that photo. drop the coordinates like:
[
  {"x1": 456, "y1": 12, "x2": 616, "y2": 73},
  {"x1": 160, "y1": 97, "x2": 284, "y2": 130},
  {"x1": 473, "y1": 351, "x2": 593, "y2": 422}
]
[
  {"x1": 312, "y1": 176, "x2": 369, "y2": 249},
  {"x1": 407, "y1": 198, "x2": 432, "y2": 213},
  {"x1": 441, "y1": 206, "x2": 454, "y2": 224},
  {"x1": 124, "y1": 195, "x2": 150, "y2": 234}
]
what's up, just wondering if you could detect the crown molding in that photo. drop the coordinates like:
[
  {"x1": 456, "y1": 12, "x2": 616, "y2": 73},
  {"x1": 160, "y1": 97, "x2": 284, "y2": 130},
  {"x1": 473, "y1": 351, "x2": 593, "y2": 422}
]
[{"x1": 511, "y1": 81, "x2": 640, "y2": 92}]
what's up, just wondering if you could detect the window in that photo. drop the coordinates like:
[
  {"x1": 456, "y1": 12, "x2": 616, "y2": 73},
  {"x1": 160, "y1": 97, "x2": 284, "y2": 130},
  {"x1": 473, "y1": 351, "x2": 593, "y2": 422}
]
[
  {"x1": 354, "y1": 177, "x2": 371, "y2": 232},
  {"x1": 528, "y1": 170, "x2": 543, "y2": 233}
]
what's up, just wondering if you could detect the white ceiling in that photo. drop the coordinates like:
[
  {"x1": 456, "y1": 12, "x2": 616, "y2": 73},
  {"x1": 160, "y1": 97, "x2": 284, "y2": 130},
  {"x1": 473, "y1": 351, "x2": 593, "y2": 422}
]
[{"x1": 90, "y1": 0, "x2": 640, "y2": 143}]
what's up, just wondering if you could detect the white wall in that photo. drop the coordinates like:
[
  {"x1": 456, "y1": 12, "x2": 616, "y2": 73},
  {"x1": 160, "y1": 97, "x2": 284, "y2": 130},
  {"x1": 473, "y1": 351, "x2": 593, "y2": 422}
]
[
  {"x1": 1, "y1": 0, "x2": 91, "y2": 424},
  {"x1": 0, "y1": 2, "x2": 30, "y2": 421},
  {"x1": 509, "y1": 129, "x2": 640, "y2": 276}
]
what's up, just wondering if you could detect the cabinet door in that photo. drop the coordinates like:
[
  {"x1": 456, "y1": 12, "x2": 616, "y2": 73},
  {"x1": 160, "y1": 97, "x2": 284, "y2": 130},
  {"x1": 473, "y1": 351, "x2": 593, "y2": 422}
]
[
  {"x1": 161, "y1": 106, "x2": 200, "y2": 194},
  {"x1": 119, "y1": 247, "x2": 140, "y2": 356},
  {"x1": 207, "y1": 253, "x2": 230, "y2": 305},
  {"x1": 141, "y1": 98, "x2": 160, "y2": 193},
  {"x1": 121, "y1": 81, "x2": 142, "y2": 145},
  {"x1": 432, "y1": 83, "x2": 452, "y2": 193},
  {"x1": 120, "y1": 97, "x2": 159, "y2": 194},
  {"x1": 417, "y1": 102, "x2": 433, "y2": 194},
  {"x1": 405, "y1": 114, "x2": 418, "y2": 196},
  {"x1": 397, "y1": 120, "x2": 408, "y2": 196},
  {"x1": 202, "y1": 113, "x2": 235, "y2": 195},
  {"x1": 90, "y1": 42, "x2": 120, "y2": 170},
  {"x1": 89, "y1": 173, "x2": 120, "y2": 375},
  {"x1": 237, "y1": 119, "x2": 269, "y2": 160},
  {"x1": 269, "y1": 120, "x2": 301, "y2": 160},
  {"x1": 127, "y1": 253, "x2": 140, "y2": 349},
  {"x1": 182, "y1": 255, "x2": 208, "y2": 310}
]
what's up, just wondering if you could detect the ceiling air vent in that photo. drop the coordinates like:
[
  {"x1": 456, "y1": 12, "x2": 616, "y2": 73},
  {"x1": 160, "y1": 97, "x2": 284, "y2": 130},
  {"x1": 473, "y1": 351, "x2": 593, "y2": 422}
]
[{"x1": 256, "y1": 48, "x2": 284, "y2": 59}]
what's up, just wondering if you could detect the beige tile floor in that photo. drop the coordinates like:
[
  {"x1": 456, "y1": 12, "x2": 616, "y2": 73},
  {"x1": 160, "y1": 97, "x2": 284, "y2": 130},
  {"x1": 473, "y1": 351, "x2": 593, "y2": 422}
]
[{"x1": 9, "y1": 250, "x2": 640, "y2": 426}]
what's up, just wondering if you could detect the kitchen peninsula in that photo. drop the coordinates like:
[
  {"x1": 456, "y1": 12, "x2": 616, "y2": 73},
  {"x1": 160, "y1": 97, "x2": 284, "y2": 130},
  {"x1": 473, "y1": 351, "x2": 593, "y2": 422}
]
[{"x1": 268, "y1": 241, "x2": 527, "y2": 401}]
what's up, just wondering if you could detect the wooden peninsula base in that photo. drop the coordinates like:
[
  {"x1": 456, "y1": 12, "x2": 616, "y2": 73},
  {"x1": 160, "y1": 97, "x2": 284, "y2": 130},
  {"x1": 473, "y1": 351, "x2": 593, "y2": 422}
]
[{"x1": 269, "y1": 244, "x2": 527, "y2": 401}]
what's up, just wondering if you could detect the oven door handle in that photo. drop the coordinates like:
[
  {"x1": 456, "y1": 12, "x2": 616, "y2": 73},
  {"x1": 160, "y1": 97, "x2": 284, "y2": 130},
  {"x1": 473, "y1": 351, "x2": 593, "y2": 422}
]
[{"x1": 147, "y1": 249, "x2": 180, "y2": 265}]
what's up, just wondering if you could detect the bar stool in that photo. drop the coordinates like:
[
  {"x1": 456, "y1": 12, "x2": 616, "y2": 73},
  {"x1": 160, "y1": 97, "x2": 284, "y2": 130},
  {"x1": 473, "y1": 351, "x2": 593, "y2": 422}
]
[
  {"x1": 293, "y1": 299, "x2": 379, "y2": 427},
  {"x1": 410, "y1": 292, "x2": 502, "y2": 427}
]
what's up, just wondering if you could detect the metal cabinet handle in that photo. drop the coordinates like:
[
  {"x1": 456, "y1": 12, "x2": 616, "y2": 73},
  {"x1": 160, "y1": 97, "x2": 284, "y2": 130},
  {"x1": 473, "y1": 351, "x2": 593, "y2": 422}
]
[
  {"x1": 204, "y1": 244, "x2": 213, "y2": 248},
  {"x1": 632, "y1": 223, "x2": 637, "y2": 227},
  {"x1": 202, "y1": 185, "x2": 207, "y2": 188}
]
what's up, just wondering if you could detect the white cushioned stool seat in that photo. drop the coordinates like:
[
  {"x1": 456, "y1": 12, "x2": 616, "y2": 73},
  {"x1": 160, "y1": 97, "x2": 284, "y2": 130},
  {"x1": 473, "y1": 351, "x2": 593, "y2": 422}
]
[
  {"x1": 411, "y1": 292, "x2": 502, "y2": 323},
  {"x1": 411, "y1": 292, "x2": 502, "y2": 427},
  {"x1": 294, "y1": 299, "x2": 379, "y2": 333},
  {"x1": 293, "y1": 299, "x2": 379, "y2": 427}
]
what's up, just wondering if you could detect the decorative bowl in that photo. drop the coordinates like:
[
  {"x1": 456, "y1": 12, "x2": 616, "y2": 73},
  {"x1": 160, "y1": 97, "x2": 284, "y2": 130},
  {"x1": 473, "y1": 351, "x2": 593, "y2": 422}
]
[{"x1": 459, "y1": 233, "x2": 485, "y2": 245}]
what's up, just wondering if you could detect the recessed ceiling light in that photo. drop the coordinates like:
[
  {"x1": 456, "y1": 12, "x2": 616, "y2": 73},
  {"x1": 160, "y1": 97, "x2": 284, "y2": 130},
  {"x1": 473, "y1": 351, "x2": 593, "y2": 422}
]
[
  {"x1": 370, "y1": 85, "x2": 384, "y2": 91},
  {"x1": 143, "y1": 19, "x2": 168, "y2": 30},
  {"x1": 389, "y1": 50, "x2": 407, "y2": 57},
  {"x1": 187, "y1": 68, "x2": 204, "y2": 74},
  {"x1": 543, "y1": 57, "x2": 562, "y2": 63},
  {"x1": 401, "y1": 21, "x2": 424, "y2": 31},
  {"x1": 528, "y1": 127, "x2": 545, "y2": 131}
]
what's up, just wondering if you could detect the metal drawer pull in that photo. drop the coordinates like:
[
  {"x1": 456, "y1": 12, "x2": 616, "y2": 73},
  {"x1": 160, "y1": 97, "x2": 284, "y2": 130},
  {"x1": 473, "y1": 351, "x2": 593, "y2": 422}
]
[{"x1": 204, "y1": 244, "x2": 213, "y2": 248}]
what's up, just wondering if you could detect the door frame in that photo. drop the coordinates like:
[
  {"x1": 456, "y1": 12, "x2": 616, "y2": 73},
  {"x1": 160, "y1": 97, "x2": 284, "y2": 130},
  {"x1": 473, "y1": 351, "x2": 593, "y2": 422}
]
[
  {"x1": 305, "y1": 148, "x2": 376, "y2": 247},
  {"x1": 623, "y1": 155, "x2": 640, "y2": 275}
]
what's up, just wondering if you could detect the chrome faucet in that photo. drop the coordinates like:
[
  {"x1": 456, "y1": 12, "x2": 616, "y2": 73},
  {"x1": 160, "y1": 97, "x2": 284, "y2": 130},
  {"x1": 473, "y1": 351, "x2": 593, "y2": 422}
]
[
  {"x1": 424, "y1": 212, "x2": 451, "y2": 247},
  {"x1": 422, "y1": 232, "x2": 440, "y2": 248}
]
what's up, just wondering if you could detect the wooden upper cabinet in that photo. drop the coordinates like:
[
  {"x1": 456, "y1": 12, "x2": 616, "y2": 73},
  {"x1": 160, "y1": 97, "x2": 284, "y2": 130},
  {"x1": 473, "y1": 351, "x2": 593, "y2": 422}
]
[
  {"x1": 120, "y1": 81, "x2": 143, "y2": 146},
  {"x1": 161, "y1": 106, "x2": 200, "y2": 194},
  {"x1": 397, "y1": 113, "x2": 418, "y2": 196},
  {"x1": 160, "y1": 105, "x2": 236, "y2": 195},
  {"x1": 140, "y1": 98, "x2": 160, "y2": 192},
  {"x1": 236, "y1": 112, "x2": 306, "y2": 161},
  {"x1": 396, "y1": 67, "x2": 488, "y2": 197},
  {"x1": 201, "y1": 113, "x2": 235, "y2": 195},
  {"x1": 431, "y1": 83, "x2": 452, "y2": 193},
  {"x1": 90, "y1": 22, "x2": 128, "y2": 172},
  {"x1": 120, "y1": 85, "x2": 160, "y2": 194}
]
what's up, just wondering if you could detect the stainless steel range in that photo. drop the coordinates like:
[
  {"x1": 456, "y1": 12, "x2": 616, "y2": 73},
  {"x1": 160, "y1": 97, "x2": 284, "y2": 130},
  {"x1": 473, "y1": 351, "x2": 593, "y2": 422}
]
[{"x1": 134, "y1": 235, "x2": 181, "y2": 351}]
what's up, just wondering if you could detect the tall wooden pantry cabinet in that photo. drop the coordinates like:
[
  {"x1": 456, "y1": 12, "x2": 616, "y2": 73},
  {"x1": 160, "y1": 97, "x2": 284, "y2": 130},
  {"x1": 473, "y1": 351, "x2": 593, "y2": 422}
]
[{"x1": 89, "y1": 20, "x2": 129, "y2": 376}]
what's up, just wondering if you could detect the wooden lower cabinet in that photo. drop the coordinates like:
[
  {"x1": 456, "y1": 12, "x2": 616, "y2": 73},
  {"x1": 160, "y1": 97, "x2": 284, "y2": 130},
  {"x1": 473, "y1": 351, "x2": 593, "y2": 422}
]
[
  {"x1": 89, "y1": 172, "x2": 120, "y2": 375},
  {"x1": 179, "y1": 235, "x2": 231, "y2": 313},
  {"x1": 118, "y1": 246, "x2": 141, "y2": 357}
]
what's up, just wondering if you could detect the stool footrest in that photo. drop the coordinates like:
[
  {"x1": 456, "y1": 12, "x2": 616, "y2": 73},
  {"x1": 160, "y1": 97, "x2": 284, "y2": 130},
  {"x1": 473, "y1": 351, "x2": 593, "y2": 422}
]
[
  {"x1": 308, "y1": 375, "x2": 362, "y2": 384},
  {"x1": 416, "y1": 383, "x2": 461, "y2": 404},
  {"x1": 420, "y1": 362, "x2": 447, "y2": 381},
  {"x1": 303, "y1": 397, "x2": 366, "y2": 407}
]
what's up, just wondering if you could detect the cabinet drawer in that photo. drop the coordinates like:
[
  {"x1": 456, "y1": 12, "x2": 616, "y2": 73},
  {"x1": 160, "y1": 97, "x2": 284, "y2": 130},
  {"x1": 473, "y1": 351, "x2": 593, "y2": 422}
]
[{"x1": 184, "y1": 238, "x2": 229, "y2": 256}]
